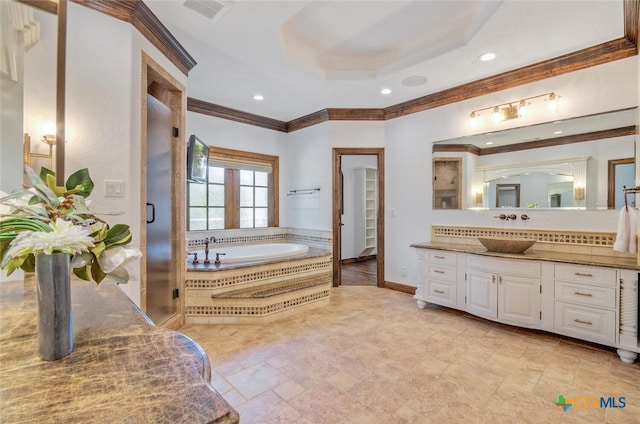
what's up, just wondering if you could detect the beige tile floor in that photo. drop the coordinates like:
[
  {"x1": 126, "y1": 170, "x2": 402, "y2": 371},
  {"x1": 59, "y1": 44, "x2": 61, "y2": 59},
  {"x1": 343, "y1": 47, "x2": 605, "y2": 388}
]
[{"x1": 181, "y1": 287, "x2": 640, "y2": 424}]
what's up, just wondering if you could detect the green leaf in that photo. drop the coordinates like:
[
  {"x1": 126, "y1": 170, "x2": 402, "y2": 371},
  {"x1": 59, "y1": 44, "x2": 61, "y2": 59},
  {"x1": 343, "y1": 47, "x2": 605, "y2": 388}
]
[
  {"x1": 73, "y1": 265, "x2": 91, "y2": 281},
  {"x1": 20, "y1": 254, "x2": 35, "y2": 273},
  {"x1": 91, "y1": 259, "x2": 106, "y2": 284},
  {"x1": 65, "y1": 168, "x2": 94, "y2": 198},
  {"x1": 24, "y1": 165, "x2": 59, "y2": 208},
  {"x1": 39, "y1": 167, "x2": 55, "y2": 182},
  {"x1": 103, "y1": 224, "x2": 132, "y2": 247}
]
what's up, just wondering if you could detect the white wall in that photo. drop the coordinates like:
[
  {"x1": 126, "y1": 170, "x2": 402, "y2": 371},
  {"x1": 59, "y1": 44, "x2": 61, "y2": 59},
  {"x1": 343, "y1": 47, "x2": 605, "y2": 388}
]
[
  {"x1": 383, "y1": 57, "x2": 639, "y2": 288},
  {"x1": 186, "y1": 112, "x2": 290, "y2": 226},
  {"x1": 63, "y1": 3, "x2": 187, "y2": 303},
  {"x1": 285, "y1": 123, "x2": 331, "y2": 229}
]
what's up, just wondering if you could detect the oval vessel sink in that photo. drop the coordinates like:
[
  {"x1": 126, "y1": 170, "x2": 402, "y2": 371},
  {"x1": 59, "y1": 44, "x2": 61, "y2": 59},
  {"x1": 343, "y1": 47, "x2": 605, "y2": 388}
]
[{"x1": 478, "y1": 237, "x2": 536, "y2": 254}]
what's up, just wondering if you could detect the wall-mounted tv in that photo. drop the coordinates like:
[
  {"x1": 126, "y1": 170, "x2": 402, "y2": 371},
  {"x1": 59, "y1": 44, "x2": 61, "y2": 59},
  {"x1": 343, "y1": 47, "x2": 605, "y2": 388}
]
[{"x1": 187, "y1": 135, "x2": 209, "y2": 183}]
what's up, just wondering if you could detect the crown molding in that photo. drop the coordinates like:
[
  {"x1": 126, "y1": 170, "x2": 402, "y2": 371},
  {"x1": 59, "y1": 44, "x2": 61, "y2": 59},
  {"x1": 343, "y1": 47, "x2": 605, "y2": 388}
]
[{"x1": 71, "y1": 0, "x2": 196, "y2": 75}]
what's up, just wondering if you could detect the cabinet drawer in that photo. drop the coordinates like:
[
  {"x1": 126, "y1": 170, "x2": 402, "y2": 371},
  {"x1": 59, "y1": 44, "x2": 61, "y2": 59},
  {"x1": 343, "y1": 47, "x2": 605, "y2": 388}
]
[
  {"x1": 554, "y1": 302, "x2": 615, "y2": 344},
  {"x1": 426, "y1": 280, "x2": 457, "y2": 308},
  {"x1": 426, "y1": 250, "x2": 457, "y2": 265},
  {"x1": 467, "y1": 255, "x2": 540, "y2": 277},
  {"x1": 554, "y1": 281, "x2": 616, "y2": 309},
  {"x1": 427, "y1": 264, "x2": 456, "y2": 283},
  {"x1": 554, "y1": 264, "x2": 616, "y2": 286}
]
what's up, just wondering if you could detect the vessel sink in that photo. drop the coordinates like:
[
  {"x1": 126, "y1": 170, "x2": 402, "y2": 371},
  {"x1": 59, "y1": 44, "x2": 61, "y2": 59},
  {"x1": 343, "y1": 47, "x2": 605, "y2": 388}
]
[{"x1": 478, "y1": 237, "x2": 536, "y2": 254}]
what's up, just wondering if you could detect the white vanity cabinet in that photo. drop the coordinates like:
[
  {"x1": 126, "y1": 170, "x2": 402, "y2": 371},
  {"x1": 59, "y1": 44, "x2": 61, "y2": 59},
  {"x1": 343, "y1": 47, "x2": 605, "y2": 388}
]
[
  {"x1": 466, "y1": 255, "x2": 542, "y2": 329},
  {"x1": 553, "y1": 263, "x2": 617, "y2": 345},
  {"x1": 415, "y1": 250, "x2": 465, "y2": 310}
]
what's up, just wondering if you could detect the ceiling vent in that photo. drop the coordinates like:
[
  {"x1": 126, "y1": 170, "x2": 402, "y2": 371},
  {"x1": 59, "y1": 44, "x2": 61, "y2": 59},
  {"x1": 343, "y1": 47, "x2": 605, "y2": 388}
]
[{"x1": 183, "y1": 0, "x2": 233, "y2": 20}]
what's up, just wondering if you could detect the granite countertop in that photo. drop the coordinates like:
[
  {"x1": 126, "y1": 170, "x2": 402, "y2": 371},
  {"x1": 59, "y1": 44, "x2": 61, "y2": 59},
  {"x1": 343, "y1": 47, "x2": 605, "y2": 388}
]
[
  {"x1": 0, "y1": 276, "x2": 239, "y2": 424},
  {"x1": 411, "y1": 241, "x2": 640, "y2": 270}
]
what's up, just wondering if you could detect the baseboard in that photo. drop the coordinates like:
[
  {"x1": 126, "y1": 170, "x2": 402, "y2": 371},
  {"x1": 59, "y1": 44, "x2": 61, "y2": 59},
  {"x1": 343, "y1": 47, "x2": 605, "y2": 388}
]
[{"x1": 384, "y1": 281, "x2": 416, "y2": 295}]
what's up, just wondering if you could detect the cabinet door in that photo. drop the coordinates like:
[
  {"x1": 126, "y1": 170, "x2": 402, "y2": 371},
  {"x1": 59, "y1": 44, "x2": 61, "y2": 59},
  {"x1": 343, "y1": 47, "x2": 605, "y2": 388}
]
[
  {"x1": 466, "y1": 269, "x2": 497, "y2": 319},
  {"x1": 498, "y1": 274, "x2": 541, "y2": 328}
]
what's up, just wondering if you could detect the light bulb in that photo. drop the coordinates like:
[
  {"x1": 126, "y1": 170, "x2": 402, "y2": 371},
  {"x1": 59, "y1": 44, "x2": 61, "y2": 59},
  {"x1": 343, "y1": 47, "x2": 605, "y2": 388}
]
[
  {"x1": 469, "y1": 112, "x2": 478, "y2": 127},
  {"x1": 492, "y1": 106, "x2": 502, "y2": 123},
  {"x1": 547, "y1": 93, "x2": 558, "y2": 113},
  {"x1": 518, "y1": 100, "x2": 528, "y2": 117}
]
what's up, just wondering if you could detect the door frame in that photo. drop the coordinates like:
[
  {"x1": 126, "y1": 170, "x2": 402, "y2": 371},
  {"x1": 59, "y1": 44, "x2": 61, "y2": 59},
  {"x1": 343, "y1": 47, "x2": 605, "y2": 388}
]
[
  {"x1": 332, "y1": 148, "x2": 385, "y2": 288},
  {"x1": 140, "y1": 53, "x2": 186, "y2": 329}
]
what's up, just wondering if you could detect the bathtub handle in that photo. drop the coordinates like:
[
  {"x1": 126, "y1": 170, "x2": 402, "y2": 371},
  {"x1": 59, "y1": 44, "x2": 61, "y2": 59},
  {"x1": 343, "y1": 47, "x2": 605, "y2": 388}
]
[
  {"x1": 146, "y1": 202, "x2": 155, "y2": 224},
  {"x1": 187, "y1": 252, "x2": 198, "y2": 265},
  {"x1": 215, "y1": 253, "x2": 226, "y2": 265}
]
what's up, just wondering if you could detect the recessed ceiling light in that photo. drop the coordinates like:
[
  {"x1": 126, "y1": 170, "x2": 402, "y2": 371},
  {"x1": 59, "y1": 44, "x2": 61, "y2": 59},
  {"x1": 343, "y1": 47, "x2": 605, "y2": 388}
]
[
  {"x1": 253, "y1": 94, "x2": 264, "y2": 101},
  {"x1": 553, "y1": 130, "x2": 563, "y2": 135},
  {"x1": 478, "y1": 52, "x2": 497, "y2": 62},
  {"x1": 401, "y1": 76, "x2": 427, "y2": 87},
  {"x1": 380, "y1": 88, "x2": 392, "y2": 95},
  {"x1": 485, "y1": 141, "x2": 494, "y2": 145}
]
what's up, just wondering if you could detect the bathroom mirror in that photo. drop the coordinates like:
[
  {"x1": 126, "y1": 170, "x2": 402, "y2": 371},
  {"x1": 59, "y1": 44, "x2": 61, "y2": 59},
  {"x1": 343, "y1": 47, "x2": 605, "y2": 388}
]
[{"x1": 433, "y1": 107, "x2": 638, "y2": 210}]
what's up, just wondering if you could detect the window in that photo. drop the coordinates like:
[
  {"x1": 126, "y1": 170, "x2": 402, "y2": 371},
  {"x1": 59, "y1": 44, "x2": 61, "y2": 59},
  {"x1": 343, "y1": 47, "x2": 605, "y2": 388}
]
[{"x1": 187, "y1": 147, "x2": 278, "y2": 230}]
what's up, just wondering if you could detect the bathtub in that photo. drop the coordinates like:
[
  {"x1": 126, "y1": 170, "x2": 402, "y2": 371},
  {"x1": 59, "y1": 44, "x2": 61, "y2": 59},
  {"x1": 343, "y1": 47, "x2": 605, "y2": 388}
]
[{"x1": 190, "y1": 243, "x2": 309, "y2": 264}]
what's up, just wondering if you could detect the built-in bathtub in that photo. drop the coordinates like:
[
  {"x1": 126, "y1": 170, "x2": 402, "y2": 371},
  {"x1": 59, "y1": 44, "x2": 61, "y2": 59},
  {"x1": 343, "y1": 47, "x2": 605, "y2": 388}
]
[
  {"x1": 184, "y1": 228, "x2": 333, "y2": 324},
  {"x1": 189, "y1": 243, "x2": 309, "y2": 265}
]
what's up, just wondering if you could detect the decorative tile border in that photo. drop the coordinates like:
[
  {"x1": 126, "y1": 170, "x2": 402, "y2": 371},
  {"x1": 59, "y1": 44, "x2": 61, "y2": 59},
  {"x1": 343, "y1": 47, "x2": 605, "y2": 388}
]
[
  {"x1": 186, "y1": 259, "x2": 332, "y2": 289},
  {"x1": 187, "y1": 227, "x2": 332, "y2": 250},
  {"x1": 432, "y1": 225, "x2": 616, "y2": 247},
  {"x1": 186, "y1": 289, "x2": 331, "y2": 317}
]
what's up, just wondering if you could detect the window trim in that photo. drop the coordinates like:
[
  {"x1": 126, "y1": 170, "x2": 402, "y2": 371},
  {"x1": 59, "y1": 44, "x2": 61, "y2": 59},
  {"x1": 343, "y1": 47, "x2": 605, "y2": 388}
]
[{"x1": 188, "y1": 146, "x2": 278, "y2": 230}]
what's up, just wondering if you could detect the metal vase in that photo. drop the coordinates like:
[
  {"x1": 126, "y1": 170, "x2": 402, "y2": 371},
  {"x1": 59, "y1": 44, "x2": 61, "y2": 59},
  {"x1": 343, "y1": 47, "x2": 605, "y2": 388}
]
[{"x1": 35, "y1": 253, "x2": 73, "y2": 361}]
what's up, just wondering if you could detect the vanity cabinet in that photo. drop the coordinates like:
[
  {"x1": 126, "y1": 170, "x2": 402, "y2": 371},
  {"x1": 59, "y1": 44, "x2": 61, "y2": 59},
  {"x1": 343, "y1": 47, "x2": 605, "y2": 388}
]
[
  {"x1": 412, "y1": 244, "x2": 639, "y2": 363},
  {"x1": 553, "y1": 263, "x2": 617, "y2": 345},
  {"x1": 415, "y1": 250, "x2": 464, "y2": 310},
  {"x1": 466, "y1": 255, "x2": 542, "y2": 328}
]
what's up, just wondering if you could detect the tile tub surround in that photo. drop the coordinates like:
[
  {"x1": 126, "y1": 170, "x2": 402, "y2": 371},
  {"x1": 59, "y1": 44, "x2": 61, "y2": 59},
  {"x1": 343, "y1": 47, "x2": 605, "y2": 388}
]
[
  {"x1": 181, "y1": 286, "x2": 640, "y2": 424},
  {"x1": 186, "y1": 228, "x2": 333, "y2": 324},
  {"x1": 0, "y1": 276, "x2": 238, "y2": 423}
]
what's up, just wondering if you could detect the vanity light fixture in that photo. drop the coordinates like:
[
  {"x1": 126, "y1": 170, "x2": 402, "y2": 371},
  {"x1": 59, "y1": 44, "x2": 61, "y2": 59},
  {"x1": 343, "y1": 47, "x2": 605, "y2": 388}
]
[
  {"x1": 574, "y1": 186, "x2": 585, "y2": 201},
  {"x1": 469, "y1": 92, "x2": 559, "y2": 127}
]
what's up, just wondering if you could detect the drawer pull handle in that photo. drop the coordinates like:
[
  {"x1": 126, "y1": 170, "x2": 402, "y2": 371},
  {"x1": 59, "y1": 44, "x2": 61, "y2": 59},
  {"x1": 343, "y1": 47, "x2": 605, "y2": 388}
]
[
  {"x1": 434, "y1": 255, "x2": 446, "y2": 259},
  {"x1": 434, "y1": 270, "x2": 445, "y2": 274},
  {"x1": 574, "y1": 319, "x2": 593, "y2": 326},
  {"x1": 434, "y1": 289, "x2": 445, "y2": 294},
  {"x1": 574, "y1": 272, "x2": 593, "y2": 277},
  {"x1": 574, "y1": 291, "x2": 593, "y2": 297}
]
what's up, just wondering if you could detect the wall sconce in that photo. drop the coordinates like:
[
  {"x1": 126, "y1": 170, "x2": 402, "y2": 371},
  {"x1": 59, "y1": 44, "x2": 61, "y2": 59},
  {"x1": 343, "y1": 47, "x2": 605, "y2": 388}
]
[
  {"x1": 474, "y1": 192, "x2": 483, "y2": 207},
  {"x1": 469, "y1": 92, "x2": 559, "y2": 127},
  {"x1": 574, "y1": 187, "x2": 585, "y2": 201},
  {"x1": 23, "y1": 122, "x2": 58, "y2": 169}
]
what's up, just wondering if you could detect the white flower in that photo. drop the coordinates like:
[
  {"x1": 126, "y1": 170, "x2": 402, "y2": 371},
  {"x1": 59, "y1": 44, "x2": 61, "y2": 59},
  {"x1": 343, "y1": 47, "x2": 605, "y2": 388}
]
[
  {"x1": 96, "y1": 245, "x2": 142, "y2": 285},
  {"x1": 5, "y1": 218, "x2": 95, "y2": 260}
]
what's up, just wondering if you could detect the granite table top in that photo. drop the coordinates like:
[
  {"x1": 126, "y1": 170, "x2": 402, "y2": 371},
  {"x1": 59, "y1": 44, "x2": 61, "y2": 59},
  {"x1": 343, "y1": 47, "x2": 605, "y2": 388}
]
[
  {"x1": 411, "y1": 241, "x2": 640, "y2": 270},
  {"x1": 0, "y1": 275, "x2": 239, "y2": 424}
]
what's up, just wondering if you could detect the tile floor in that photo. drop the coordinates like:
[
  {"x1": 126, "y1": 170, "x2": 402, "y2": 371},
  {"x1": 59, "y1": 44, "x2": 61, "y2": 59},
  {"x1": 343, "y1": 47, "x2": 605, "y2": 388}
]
[{"x1": 181, "y1": 287, "x2": 640, "y2": 424}]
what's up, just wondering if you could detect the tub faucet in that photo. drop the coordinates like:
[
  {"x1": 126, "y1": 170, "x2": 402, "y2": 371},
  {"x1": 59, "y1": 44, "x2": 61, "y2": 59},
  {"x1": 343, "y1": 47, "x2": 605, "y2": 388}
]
[
  {"x1": 203, "y1": 236, "x2": 218, "y2": 264},
  {"x1": 214, "y1": 253, "x2": 226, "y2": 265},
  {"x1": 188, "y1": 252, "x2": 199, "y2": 265}
]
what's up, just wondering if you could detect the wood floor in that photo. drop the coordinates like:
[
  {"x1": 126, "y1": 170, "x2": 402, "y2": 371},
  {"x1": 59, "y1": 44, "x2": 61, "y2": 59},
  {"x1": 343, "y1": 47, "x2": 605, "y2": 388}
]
[{"x1": 340, "y1": 259, "x2": 377, "y2": 286}]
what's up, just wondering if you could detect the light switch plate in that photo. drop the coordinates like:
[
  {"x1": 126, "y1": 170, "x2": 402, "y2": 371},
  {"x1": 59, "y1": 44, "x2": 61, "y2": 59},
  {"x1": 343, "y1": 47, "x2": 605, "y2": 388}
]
[{"x1": 104, "y1": 180, "x2": 125, "y2": 197}]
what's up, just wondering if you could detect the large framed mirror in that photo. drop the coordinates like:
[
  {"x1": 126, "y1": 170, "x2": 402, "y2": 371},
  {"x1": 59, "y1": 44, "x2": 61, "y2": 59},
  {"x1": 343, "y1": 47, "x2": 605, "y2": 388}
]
[{"x1": 433, "y1": 107, "x2": 638, "y2": 210}]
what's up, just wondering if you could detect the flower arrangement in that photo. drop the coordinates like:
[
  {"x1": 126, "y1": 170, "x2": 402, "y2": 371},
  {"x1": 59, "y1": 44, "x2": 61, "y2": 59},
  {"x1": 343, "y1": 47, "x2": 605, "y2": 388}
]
[{"x1": 0, "y1": 166, "x2": 141, "y2": 284}]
